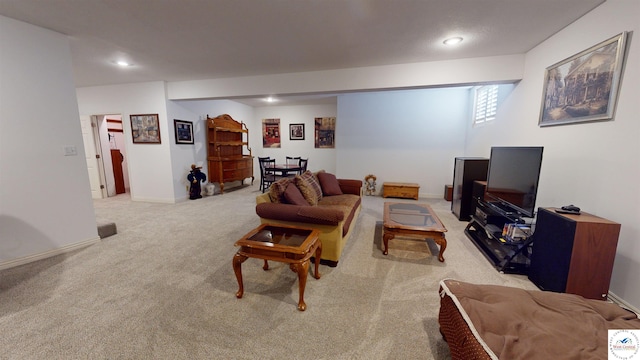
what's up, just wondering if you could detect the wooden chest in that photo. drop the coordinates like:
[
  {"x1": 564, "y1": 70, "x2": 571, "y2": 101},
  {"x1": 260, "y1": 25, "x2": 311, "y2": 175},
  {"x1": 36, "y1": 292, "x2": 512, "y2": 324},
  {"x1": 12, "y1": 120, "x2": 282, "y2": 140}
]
[
  {"x1": 444, "y1": 185, "x2": 453, "y2": 201},
  {"x1": 382, "y1": 182, "x2": 420, "y2": 200}
]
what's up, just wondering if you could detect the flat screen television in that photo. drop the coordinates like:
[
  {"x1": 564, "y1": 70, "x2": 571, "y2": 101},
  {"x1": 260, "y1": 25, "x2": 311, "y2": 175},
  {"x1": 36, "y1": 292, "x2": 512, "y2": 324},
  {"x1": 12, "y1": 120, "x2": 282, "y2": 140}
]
[{"x1": 485, "y1": 146, "x2": 544, "y2": 218}]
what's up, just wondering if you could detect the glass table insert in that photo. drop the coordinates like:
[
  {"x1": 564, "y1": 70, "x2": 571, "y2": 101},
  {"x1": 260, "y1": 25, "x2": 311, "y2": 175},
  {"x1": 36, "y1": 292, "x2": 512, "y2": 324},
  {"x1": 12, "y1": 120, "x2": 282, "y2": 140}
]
[{"x1": 233, "y1": 224, "x2": 322, "y2": 311}]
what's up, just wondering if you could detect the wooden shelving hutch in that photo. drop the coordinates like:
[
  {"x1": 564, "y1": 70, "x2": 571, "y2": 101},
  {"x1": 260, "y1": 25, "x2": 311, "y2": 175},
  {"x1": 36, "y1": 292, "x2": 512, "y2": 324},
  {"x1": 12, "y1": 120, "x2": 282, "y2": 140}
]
[{"x1": 206, "y1": 114, "x2": 253, "y2": 194}]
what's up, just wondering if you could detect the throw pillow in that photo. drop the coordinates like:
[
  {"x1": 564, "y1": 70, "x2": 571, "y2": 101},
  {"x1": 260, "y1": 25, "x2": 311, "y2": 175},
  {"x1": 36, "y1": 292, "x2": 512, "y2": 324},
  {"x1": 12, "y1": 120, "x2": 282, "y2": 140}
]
[
  {"x1": 298, "y1": 170, "x2": 323, "y2": 202},
  {"x1": 283, "y1": 182, "x2": 310, "y2": 206},
  {"x1": 294, "y1": 176, "x2": 318, "y2": 206},
  {"x1": 268, "y1": 178, "x2": 292, "y2": 203},
  {"x1": 317, "y1": 172, "x2": 343, "y2": 196}
]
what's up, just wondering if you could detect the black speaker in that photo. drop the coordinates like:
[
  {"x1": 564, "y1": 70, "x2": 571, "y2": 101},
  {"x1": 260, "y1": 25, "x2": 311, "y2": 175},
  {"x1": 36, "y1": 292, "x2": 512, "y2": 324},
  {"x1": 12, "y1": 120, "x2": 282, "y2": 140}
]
[
  {"x1": 528, "y1": 208, "x2": 576, "y2": 292},
  {"x1": 451, "y1": 158, "x2": 488, "y2": 221}
]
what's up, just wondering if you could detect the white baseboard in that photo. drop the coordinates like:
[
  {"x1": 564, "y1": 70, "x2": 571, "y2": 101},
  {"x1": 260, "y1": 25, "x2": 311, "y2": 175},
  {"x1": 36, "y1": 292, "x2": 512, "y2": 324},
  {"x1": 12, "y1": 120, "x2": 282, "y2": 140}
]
[
  {"x1": 609, "y1": 291, "x2": 640, "y2": 316},
  {"x1": 422, "y1": 194, "x2": 445, "y2": 199},
  {"x1": 0, "y1": 237, "x2": 100, "y2": 271},
  {"x1": 129, "y1": 196, "x2": 177, "y2": 204}
]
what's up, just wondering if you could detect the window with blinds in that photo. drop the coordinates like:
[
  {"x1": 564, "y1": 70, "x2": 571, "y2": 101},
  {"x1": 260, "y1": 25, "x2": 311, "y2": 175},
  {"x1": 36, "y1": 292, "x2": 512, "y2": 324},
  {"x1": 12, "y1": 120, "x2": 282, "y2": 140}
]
[{"x1": 473, "y1": 85, "x2": 499, "y2": 125}]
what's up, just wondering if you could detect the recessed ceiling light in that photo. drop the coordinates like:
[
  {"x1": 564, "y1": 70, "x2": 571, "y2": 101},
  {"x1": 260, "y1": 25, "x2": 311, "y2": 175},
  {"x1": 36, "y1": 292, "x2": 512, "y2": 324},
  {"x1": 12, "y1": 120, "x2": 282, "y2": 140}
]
[
  {"x1": 264, "y1": 97, "x2": 278, "y2": 103},
  {"x1": 443, "y1": 37, "x2": 463, "y2": 45},
  {"x1": 116, "y1": 60, "x2": 131, "y2": 67}
]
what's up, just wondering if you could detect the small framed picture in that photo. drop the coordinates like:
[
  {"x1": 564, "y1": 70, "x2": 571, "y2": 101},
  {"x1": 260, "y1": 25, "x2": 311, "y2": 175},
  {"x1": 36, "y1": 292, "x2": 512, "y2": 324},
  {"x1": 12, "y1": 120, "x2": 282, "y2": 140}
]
[
  {"x1": 289, "y1": 123, "x2": 305, "y2": 140},
  {"x1": 130, "y1": 114, "x2": 161, "y2": 144},
  {"x1": 174, "y1": 119, "x2": 194, "y2": 144}
]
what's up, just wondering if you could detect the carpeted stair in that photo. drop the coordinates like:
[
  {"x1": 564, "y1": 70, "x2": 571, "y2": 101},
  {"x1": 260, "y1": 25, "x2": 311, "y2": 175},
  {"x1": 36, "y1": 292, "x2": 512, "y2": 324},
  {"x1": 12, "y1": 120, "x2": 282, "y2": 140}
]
[{"x1": 97, "y1": 222, "x2": 117, "y2": 239}]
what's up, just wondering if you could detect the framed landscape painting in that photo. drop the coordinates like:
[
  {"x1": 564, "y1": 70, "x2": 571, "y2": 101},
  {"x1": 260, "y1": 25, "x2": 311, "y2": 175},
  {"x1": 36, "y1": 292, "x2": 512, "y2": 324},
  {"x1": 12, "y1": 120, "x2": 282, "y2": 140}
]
[
  {"x1": 130, "y1": 114, "x2": 161, "y2": 144},
  {"x1": 174, "y1": 119, "x2": 194, "y2": 144},
  {"x1": 539, "y1": 32, "x2": 628, "y2": 127}
]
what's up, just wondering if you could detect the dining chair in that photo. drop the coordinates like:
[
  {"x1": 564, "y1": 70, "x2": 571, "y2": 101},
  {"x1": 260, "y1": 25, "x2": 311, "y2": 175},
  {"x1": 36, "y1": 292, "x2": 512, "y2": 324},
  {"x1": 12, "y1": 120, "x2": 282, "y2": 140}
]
[
  {"x1": 286, "y1": 156, "x2": 301, "y2": 166},
  {"x1": 298, "y1": 158, "x2": 308, "y2": 175},
  {"x1": 259, "y1": 157, "x2": 277, "y2": 192},
  {"x1": 283, "y1": 156, "x2": 301, "y2": 177}
]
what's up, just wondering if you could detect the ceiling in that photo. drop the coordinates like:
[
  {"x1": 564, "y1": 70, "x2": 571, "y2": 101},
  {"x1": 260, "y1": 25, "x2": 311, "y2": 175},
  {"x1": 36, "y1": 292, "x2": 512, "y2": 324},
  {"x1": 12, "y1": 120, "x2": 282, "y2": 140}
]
[{"x1": 0, "y1": 0, "x2": 604, "y2": 105}]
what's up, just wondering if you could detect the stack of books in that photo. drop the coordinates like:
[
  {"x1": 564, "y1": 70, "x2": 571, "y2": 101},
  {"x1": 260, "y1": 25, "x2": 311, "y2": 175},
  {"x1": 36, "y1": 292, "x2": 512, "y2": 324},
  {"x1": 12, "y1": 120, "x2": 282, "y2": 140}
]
[{"x1": 500, "y1": 223, "x2": 531, "y2": 243}]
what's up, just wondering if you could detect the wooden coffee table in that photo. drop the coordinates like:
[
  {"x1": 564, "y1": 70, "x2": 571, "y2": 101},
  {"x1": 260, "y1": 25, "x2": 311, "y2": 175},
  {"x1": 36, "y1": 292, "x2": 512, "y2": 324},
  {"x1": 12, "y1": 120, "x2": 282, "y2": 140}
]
[
  {"x1": 232, "y1": 224, "x2": 322, "y2": 311},
  {"x1": 382, "y1": 202, "x2": 447, "y2": 262}
]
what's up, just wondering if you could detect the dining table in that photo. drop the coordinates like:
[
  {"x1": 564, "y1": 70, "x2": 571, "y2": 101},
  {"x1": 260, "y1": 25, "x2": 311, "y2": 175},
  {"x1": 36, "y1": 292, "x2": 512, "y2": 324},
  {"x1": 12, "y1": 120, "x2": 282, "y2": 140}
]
[{"x1": 265, "y1": 163, "x2": 303, "y2": 177}]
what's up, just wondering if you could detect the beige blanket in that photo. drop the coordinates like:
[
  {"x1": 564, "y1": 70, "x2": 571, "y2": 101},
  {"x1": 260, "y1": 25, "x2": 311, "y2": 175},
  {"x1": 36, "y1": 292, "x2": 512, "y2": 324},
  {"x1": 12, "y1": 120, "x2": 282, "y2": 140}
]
[{"x1": 440, "y1": 279, "x2": 640, "y2": 360}]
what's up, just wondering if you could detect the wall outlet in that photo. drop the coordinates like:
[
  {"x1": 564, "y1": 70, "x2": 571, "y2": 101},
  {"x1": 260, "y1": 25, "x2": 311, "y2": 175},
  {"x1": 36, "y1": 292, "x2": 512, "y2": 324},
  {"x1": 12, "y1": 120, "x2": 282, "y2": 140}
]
[{"x1": 64, "y1": 145, "x2": 77, "y2": 156}]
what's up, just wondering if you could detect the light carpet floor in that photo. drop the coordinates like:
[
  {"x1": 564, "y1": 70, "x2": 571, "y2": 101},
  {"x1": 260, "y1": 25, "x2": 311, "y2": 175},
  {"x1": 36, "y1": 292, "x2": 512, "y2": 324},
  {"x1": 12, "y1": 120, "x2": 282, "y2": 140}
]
[{"x1": 0, "y1": 184, "x2": 538, "y2": 359}]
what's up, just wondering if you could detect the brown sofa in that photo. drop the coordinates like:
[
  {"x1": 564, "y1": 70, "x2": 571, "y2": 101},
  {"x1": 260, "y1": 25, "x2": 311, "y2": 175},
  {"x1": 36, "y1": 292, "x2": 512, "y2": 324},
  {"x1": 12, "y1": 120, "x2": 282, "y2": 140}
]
[{"x1": 255, "y1": 172, "x2": 362, "y2": 267}]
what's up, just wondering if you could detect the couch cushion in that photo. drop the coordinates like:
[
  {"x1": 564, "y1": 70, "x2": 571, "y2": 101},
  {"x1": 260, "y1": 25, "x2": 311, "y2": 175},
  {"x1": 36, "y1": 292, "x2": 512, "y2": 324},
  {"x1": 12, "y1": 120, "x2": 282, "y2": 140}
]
[
  {"x1": 297, "y1": 206, "x2": 344, "y2": 224},
  {"x1": 268, "y1": 178, "x2": 292, "y2": 203},
  {"x1": 317, "y1": 172, "x2": 343, "y2": 196},
  {"x1": 293, "y1": 178, "x2": 318, "y2": 205},
  {"x1": 296, "y1": 170, "x2": 323, "y2": 202},
  {"x1": 317, "y1": 193, "x2": 359, "y2": 207},
  {"x1": 341, "y1": 197, "x2": 361, "y2": 236},
  {"x1": 256, "y1": 203, "x2": 344, "y2": 225},
  {"x1": 338, "y1": 179, "x2": 363, "y2": 196},
  {"x1": 283, "y1": 182, "x2": 310, "y2": 206},
  {"x1": 294, "y1": 175, "x2": 319, "y2": 205},
  {"x1": 317, "y1": 194, "x2": 362, "y2": 236}
]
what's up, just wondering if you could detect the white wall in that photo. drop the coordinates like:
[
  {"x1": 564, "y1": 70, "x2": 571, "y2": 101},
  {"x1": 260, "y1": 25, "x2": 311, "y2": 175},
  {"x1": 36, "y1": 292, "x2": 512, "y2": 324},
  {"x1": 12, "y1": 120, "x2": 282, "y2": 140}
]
[
  {"x1": 0, "y1": 16, "x2": 99, "y2": 267},
  {"x1": 173, "y1": 93, "x2": 466, "y2": 198},
  {"x1": 465, "y1": 0, "x2": 640, "y2": 308},
  {"x1": 168, "y1": 100, "x2": 255, "y2": 195},
  {"x1": 77, "y1": 89, "x2": 257, "y2": 203},
  {"x1": 76, "y1": 82, "x2": 175, "y2": 203},
  {"x1": 168, "y1": 101, "x2": 343, "y2": 190},
  {"x1": 253, "y1": 104, "x2": 338, "y2": 174},
  {"x1": 336, "y1": 88, "x2": 471, "y2": 196},
  {"x1": 165, "y1": 101, "x2": 209, "y2": 200}
]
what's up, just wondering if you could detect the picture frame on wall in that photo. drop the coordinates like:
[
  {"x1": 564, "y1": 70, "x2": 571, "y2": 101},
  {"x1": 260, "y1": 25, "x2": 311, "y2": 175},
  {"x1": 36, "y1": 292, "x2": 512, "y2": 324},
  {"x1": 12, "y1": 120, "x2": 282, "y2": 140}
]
[
  {"x1": 130, "y1": 114, "x2": 161, "y2": 144},
  {"x1": 289, "y1": 123, "x2": 305, "y2": 140},
  {"x1": 314, "y1": 117, "x2": 335, "y2": 148},
  {"x1": 539, "y1": 32, "x2": 628, "y2": 127},
  {"x1": 262, "y1": 118, "x2": 281, "y2": 148},
  {"x1": 173, "y1": 119, "x2": 194, "y2": 144}
]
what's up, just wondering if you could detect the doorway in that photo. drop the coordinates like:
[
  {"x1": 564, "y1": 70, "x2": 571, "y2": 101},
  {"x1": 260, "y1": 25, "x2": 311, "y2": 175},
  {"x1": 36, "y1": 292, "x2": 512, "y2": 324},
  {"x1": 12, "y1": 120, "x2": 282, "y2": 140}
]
[
  {"x1": 105, "y1": 116, "x2": 128, "y2": 195},
  {"x1": 81, "y1": 114, "x2": 130, "y2": 198}
]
